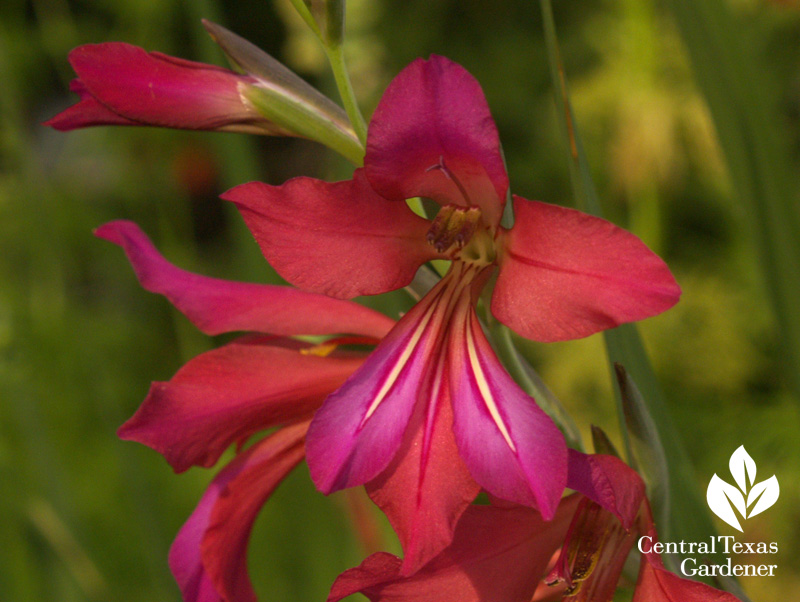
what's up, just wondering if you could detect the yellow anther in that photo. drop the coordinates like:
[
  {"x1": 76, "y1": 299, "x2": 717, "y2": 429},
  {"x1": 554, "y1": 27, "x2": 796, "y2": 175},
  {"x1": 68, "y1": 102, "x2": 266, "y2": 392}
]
[{"x1": 300, "y1": 342, "x2": 338, "y2": 357}]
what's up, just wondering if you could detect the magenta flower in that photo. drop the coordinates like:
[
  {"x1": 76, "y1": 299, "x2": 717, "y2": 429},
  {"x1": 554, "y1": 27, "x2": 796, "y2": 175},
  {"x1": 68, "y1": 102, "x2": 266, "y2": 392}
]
[
  {"x1": 329, "y1": 452, "x2": 741, "y2": 602},
  {"x1": 222, "y1": 55, "x2": 681, "y2": 570},
  {"x1": 95, "y1": 220, "x2": 393, "y2": 602}
]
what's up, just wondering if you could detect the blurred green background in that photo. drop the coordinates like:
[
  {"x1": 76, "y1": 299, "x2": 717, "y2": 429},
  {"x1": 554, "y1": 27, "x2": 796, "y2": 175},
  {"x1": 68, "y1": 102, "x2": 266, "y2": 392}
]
[{"x1": 2, "y1": 0, "x2": 799, "y2": 600}]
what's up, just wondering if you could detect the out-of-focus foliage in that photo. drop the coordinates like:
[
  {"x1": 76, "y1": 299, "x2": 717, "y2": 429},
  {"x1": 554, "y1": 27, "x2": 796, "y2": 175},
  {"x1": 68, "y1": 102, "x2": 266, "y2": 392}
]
[{"x1": 2, "y1": 0, "x2": 799, "y2": 600}]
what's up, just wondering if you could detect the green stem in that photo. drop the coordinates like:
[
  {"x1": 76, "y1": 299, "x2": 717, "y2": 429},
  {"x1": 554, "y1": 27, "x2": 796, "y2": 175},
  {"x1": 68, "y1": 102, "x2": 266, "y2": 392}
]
[{"x1": 326, "y1": 44, "x2": 368, "y2": 145}]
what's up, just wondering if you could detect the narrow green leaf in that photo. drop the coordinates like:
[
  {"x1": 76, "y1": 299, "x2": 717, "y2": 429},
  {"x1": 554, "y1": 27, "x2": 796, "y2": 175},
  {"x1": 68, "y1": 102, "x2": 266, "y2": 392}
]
[
  {"x1": 538, "y1": 0, "x2": 722, "y2": 562},
  {"x1": 614, "y1": 363, "x2": 670, "y2": 539},
  {"x1": 663, "y1": 0, "x2": 800, "y2": 399}
]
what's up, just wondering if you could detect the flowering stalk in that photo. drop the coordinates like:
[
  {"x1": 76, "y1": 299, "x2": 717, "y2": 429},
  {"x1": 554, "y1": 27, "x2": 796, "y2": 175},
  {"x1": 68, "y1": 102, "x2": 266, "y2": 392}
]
[{"x1": 325, "y1": 43, "x2": 368, "y2": 145}]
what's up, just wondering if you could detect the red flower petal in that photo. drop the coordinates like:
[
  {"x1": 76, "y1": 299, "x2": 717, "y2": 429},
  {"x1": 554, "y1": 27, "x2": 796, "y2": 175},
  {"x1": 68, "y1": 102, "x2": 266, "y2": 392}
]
[
  {"x1": 492, "y1": 196, "x2": 681, "y2": 342},
  {"x1": 45, "y1": 43, "x2": 268, "y2": 132},
  {"x1": 328, "y1": 497, "x2": 579, "y2": 602},
  {"x1": 96, "y1": 220, "x2": 394, "y2": 338},
  {"x1": 365, "y1": 379, "x2": 480, "y2": 575},
  {"x1": 45, "y1": 79, "x2": 140, "y2": 130},
  {"x1": 169, "y1": 422, "x2": 307, "y2": 602},
  {"x1": 118, "y1": 336, "x2": 362, "y2": 472},
  {"x1": 365, "y1": 55, "x2": 508, "y2": 226},
  {"x1": 223, "y1": 170, "x2": 437, "y2": 299},
  {"x1": 566, "y1": 450, "x2": 645, "y2": 530}
]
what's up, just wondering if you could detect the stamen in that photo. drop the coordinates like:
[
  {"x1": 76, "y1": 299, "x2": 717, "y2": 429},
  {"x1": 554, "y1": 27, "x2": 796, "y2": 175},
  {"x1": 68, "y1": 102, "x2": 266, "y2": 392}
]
[
  {"x1": 299, "y1": 336, "x2": 380, "y2": 357},
  {"x1": 426, "y1": 155, "x2": 474, "y2": 207},
  {"x1": 300, "y1": 342, "x2": 339, "y2": 357},
  {"x1": 426, "y1": 205, "x2": 482, "y2": 255}
]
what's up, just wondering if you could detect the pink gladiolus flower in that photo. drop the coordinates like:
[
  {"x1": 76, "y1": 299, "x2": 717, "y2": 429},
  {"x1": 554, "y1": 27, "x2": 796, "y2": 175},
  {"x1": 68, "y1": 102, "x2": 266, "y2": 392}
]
[
  {"x1": 44, "y1": 43, "x2": 281, "y2": 134},
  {"x1": 222, "y1": 55, "x2": 681, "y2": 571},
  {"x1": 329, "y1": 452, "x2": 741, "y2": 602},
  {"x1": 96, "y1": 220, "x2": 394, "y2": 602}
]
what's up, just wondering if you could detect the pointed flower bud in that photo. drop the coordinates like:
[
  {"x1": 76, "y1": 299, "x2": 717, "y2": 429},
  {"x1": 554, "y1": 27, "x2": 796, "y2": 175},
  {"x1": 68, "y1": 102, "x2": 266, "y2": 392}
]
[
  {"x1": 43, "y1": 42, "x2": 279, "y2": 134},
  {"x1": 45, "y1": 22, "x2": 363, "y2": 164}
]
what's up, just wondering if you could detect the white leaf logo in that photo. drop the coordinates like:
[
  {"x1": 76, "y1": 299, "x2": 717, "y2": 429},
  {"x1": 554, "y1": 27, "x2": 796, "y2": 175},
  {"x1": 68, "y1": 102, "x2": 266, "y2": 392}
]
[{"x1": 707, "y1": 446, "x2": 779, "y2": 532}]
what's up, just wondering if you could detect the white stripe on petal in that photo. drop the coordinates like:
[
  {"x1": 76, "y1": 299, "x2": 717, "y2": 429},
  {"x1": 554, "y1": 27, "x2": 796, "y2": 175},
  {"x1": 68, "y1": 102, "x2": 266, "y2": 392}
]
[{"x1": 464, "y1": 311, "x2": 516, "y2": 453}]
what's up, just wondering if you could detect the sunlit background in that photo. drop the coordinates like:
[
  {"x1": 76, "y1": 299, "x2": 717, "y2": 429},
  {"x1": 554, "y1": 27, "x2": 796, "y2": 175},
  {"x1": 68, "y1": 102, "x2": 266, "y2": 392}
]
[{"x1": 2, "y1": 0, "x2": 799, "y2": 600}]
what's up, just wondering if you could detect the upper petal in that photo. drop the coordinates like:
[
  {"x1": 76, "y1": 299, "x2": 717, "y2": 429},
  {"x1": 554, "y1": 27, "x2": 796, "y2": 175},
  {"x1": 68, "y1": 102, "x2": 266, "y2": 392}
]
[
  {"x1": 45, "y1": 43, "x2": 269, "y2": 133},
  {"x1": 118, "y1": 336, "x2": 362, "y2": 472},
  {"x1": 449, "y1": 296, "x2": 567, "y2": 517},
  {"x1": 492, "y1": 196, "x2": 681, "y2": 342},
  {"x1": 365, "y1": 55, "x2": 508, "y2": 226},
  {"x1": 169, "y1": 422, "x2": 307, "y2": 602},
  {"x1": 223, "y1": 169, "x2": 437, "y2": 299},
  {"x1": 328, "y1": 497, "x2": 579, "y2": 602},
  {"x1": 96, "y1": 220, "x2": 394, "y2": 338}
]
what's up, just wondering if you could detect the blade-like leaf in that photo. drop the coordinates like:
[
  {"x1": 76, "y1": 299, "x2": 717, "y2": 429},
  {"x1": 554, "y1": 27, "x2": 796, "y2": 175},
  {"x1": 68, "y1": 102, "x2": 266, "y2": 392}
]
[
  {"x1": 707, "y1": 474, "x2": 745, "y2": 532},
  {"x1": 614, "y1": 364, "x2": 669, "y2": 534},
  {"x1": 663, "y1": 0, "x2": 800, "y2": 397},
  {"x1": 747, "y1": 475, "x2": 779, "y2": 518},
  {"x1": 537, "y1": 0, "x2": 719, "y2": 558},
  {"x1": 729, "y1": 446, "x2": 756, "y2": 493}
]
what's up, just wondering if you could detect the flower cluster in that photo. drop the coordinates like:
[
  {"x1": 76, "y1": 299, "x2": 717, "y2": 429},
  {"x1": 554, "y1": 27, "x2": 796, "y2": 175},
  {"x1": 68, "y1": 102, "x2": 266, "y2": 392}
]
[{"x1": 48, "y1": 17, "x2": 740, "y2": 602}]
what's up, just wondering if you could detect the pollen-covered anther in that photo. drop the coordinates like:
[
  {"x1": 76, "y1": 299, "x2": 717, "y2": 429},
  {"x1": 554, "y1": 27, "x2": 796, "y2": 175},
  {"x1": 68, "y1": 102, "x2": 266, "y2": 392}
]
[{"x1": 426, "y1": 205, "x2": 482, "y2": 255}]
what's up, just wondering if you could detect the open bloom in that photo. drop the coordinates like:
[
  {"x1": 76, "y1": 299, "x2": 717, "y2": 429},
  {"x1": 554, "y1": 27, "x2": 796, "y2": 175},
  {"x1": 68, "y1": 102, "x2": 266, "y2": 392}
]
[
  {"x1": 223, "y1": 55, "x2": 681, "y2": 570},
  {"x1": 329, "y1": 451, "x2": 741, "y2": 602},
  {"x1": 96, "y1": 220, "x2": 393, "y2": 602}
]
